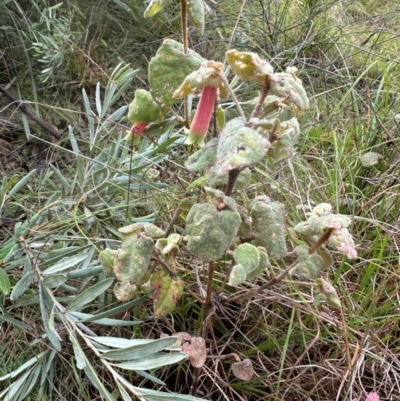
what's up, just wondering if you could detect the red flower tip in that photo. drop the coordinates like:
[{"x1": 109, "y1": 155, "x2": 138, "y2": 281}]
[{"x1": 132, "y1": 122, "x2": 149, "y2": 137}]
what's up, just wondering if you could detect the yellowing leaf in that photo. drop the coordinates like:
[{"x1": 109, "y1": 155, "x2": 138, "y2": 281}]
[
  {"x1": 144, "y1": 0, "x2": 173, "y2": 18},
  {"x1": 151, "y1": 270, "x2": 184, "y2": 316}
]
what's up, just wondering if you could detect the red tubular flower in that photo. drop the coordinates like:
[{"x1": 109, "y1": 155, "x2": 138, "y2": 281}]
[{"x1": 185, "y1": 86, "x2": 217, "y2": 147}]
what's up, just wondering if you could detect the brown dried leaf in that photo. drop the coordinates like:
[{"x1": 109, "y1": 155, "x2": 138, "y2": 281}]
[
  {"x1": 182, "y1": 337, "x2": 206, "y2": 368},
  {"x1": 232, "y1": 359, "x2": 254, "y2": 380}
]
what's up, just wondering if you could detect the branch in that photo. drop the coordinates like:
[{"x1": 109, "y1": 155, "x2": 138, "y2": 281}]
[{"x1": 0, "y1": 84, "x2": 62, "y2": 140}]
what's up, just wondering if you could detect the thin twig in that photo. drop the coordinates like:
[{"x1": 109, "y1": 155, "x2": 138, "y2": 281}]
[
  {"x1": 223, "y1": 259, "x2": 299, "y2": 304},
  {"x1": 225, "y1": 169, "x2": 240, "y2": 196},
  {"x1": 180, "y1": 0, "x2": 189, "y2": 126},
  {"x1": 250, "y1": 75, "x2": 271, "y2": 119},
  {"x1": 201, "y1": 261, "x2": 215, "y2": 337},
  {"x1": 223, "y1": 229, "x2": 335, "y2": 304},
  {"x1": 0, "y1": 85, "x2": 62, "y2": 140},
  {"x1": 227, "y1": 0, "x2": 248, "y2": 52},
  {"x1": 258, "y1": 94, "x2": 290, "y2": 119},
  {"x1": 218, "y1": 73, "x2": 245, "y2": 119},
  {"x1": 165, "y1": 206, "x2": 183, "y2": 237},
  {"x1": 308, "y1": 228, "x2": 334, "y2": 254}
]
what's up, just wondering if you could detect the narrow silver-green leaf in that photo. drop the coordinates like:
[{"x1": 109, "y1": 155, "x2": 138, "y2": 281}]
[
  {"x1": 82, "y1": 89, "x2": 94, "y2": 136},
  {"x1": 66, "y1": 326, "x2": 116, "y2": 401},
  {"x1": 43, "y1": 274, "x2": 68, "y2": 288},
  {"x1": 112, "y1": 352, "x2": 186, "y2": 370},
  {"x1": 49, "y1": 164, "x2": 72, "y2": 193},
  {"x1": 67, "y1": 265, "x2": 104, "y2": 279},
  {"x1": 102, "y1": 337, "x2": 178, "y2": 361},
  {"x1": 43, "y1": 253, "x2": 89, "y2": 275},
  {"x1": 10, "y1": 270, "x2": 35, "y2": 301},
  {"x1": 77, "y1": 296, "x2": 147, "y2": 321},
  {"x1": 0, "y1": 351, "x2": 47, "y2": 381},
  {"x1": 0, "y1": 268, "x2": 11, "y2": 295},
  {"x1": 68, "y1": 311, "x2": 141, "y2": 327},
  {"x1": 91, "y1": 337, "x2": 156, "y2": 349},
  {"x1": 0, "y1": 369, "x2": 31, "y2": 400},
  {"x1": 4, "y1": 243, "x2": 19, "y2": 263},
  {"x1": 105, "y1": 105, "x2": 127, "y2": 123},
  {"x1": 70, "y1": 332, "x2": 86, "y2": 369},
  {"x1": 66, "y1": 278, "x2": 114, "y2": 312},
  {"x1": 135, "y1": 370, "x2": 165, "y2": 385},
  {"x1": 18, "y1": 363, "x2": 41, "y2": 401},
  {"x1": 39, "y1": 283, "x2": 61, "y2": 351},
  {"x1": 58, "y1": 284, "x2": 78, "y2": 293},
  {"x1": 0, "y1": 314, "x2": 32, "y2": 330},
  {"x1": 83, "y1": 364, "x2": 117, "y2": 401},
  {"x1": 95, "y1": 82, "x2": 102, "y2": 116},
  {"x1": 7, "y1": 169, "x2": 37, "y2": 199},
  {"x1": 117, "y1": 382, "x2": 133, "y2": 401}
]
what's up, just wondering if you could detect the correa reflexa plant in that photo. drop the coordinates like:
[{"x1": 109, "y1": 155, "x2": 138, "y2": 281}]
[{"x1": 99, "y1": 0, "x2": 358, "y2": 399}]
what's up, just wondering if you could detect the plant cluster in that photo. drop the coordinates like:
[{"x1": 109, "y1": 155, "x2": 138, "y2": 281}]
[{"x1": 4, "y1": 0, "x2": 399, "y2": 400}]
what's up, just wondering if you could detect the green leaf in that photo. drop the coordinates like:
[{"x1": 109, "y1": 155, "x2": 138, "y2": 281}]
[
  {"x1": 7, "y1": 169, "x2": 37, "y2": 199},
  {"x1": 251, "y1": 197, "x2": 288, "y2": 260},
  {"x1": 10, "y1": 270, "x2": 35, "y2": 301},
  {"x1": 0, "y1": 314, "x2": 32, "y2": 330},
  {"x1": 228, "y1": 264, "x2": 248, "y2": 286},
  {"x1": 90, "y1": 337, "x2": 157, "y2": 349},
  {"x1": 83, "y1": 363, "x2": 117, "y2": 401},
  {"x1": 135, "y1": 370, "x2": 165, "y2": 385},
  {"x1": 185, "y1": 138, "x2": 218, "y2": 172},
  {"x1": 67, "y1": 265, "x2": 104, "y2": 279},
  {"x1": 95, "y1": 82, "x2": 102, "y2": 116},
  {"x1": 0, "y1": 268, "x2": 11, "y2": 295},
  {"x1": 71, "y1": 332, "x2": 86, "y2": 369},
  {"x1": 103, "y1": 105, "x2": 128, "y2": 129},
  {"x1": 144, "y1": 0, "x2": 173, "y2": 18},
  {"x1": 128, "y1": 89, "x2": 163, "y2": 124},
  {"x1": 82, "y1": 88, "x2": 95, "y2": 138},
  {"x1": 0, "y1": 369, "x2": 31, "y2": 400},
  {"x1": 0, "y1": 351, "x2": 47, "y2": 381},
  {"x1": 226, "y1": 49, "x2": 274, "y2": 84},
  {"x1": 102, "y1": 337, "x2": 178, "y2": 361},
  {"x1": 39, "y1": 283, "x2": 61, "y2": 351},
  {"x1": 0, "y1": 238, "x2": 17, "y2": 260},
  {"x1": 117, "y1": 382, "x2": 133, "y2": 401},
  {"x1": 43, "y1": 253, "x2": 89, "y2": 275},
  {"x1": 66, "y1": 326, "x2": 117, "y2": 401},
  {"x1": 234, "y1": 244, "x2": 260, "y2": 272},
  {"x1": 186, "y1": 0, "x2": 204, "y2": 34},
  {"x1": 186, "y1": 202, "x2": 241, "y2": 261},
  {"x1": 151, "y1": 270, "x2": 184, "y2": 316},
  {"x1": 18, "y1": 363, "x2": 41, "y2": 401},
  {"x1": 43, "y1": 274, "x2": 68, "y2": 288},
  {"x1": 66, "y1": 278, "x2": 114, "y2": 312},
  {"x1": 149, "y1": 39, "x2": 204, "y2": 112},
  {"x1": 77, "y1": 296, "x2": 147, "y2": 321},
  {"x1": 68, "y1": 311, "x2": 141, "y2": 327},
  {"x1": 112, "y1": 352, "x2": 186, "y2": 370},
  {"x1": 216, "y1": 118, "x2": 271, "y2": 176}
]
